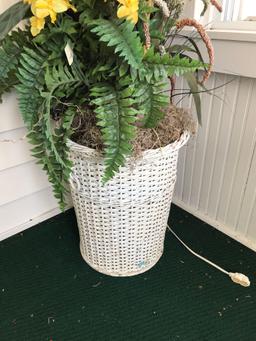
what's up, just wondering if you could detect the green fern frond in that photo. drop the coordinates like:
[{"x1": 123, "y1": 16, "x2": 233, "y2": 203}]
[
  {"x1": 41, "y1": 64, "x2": 83, "y2": 167},
  {"x1": 0, "y1": 29, "x2": 30, "y2": 101},
  {"x1": 15, "y1": 47, "x2": 47, "y2": 128},
  {"x1": 44, "y1": 64, "x2": 83, "y2": 95},
  {"x1": 134, "y1": 80, "x2": 169, "y2": 128},
  {"x1": 88, "y1": 59, "x2": 119, "y2": 82},
  {"x1": 26, "y1": 121, "x2": 67, "y2": 210},
  {"x1": 140, "y1": 48, "x2": 206, "y2": 81},
  {"x1": 0, "y1": 39, "x2": 19, "y2": 79},
  {"x1": 17, "y1": 52, "x2": 82, "y2": 209},
  {"x1": 168, "y1": 54, "x2": 207, "y2": 76},
  {"x1": 89, "y1": 19, "x2": 144, "y2": 69},
  {"x1": 39, "y1": 64, "x2": 82, "y2": 207},
  {"x1": 27, "y1": 107, "x2": 76, "y2": 210},
  {"x1": 91, "y1": 80, "x2": 138, "y2": 182},
  {"x1": 0, "y1": 74, "x2": 17, "y2": 99}
]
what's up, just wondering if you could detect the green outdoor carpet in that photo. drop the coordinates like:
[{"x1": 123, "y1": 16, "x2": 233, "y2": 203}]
[{"x1": 0, "y1": 204, "x2": 255, "y2": 341}]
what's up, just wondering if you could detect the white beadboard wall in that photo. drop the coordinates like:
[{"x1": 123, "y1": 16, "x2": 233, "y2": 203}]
[
  {"x1": 0, "y1": 0, "x2": 61, "y2": 240},
  {"x1": 0, "y1": 93, "x2": 60, "y2": 241},
  {"x1": 173, "y1": 73, "x2": 256, "y2": 251}
]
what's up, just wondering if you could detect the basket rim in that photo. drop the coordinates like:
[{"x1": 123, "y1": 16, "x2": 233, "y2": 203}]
[{"x1": 67, "y1": 130, "x2": 190, "y2": 161}]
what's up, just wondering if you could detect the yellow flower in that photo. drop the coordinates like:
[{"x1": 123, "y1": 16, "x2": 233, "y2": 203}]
[
  {"x1": 23, "y1": 0, "x2": 76, "y2": 36},
  {"x1": 30, "y1": 0, "x2": 56, "y2": 23},
  {"x1": 30, "y1": 16, "x2": 45, "y2": 36},
  {"x1": 117, "y1": 0, "x2": 139, "y2": 24},
  {"x1": 31, "y1": 0, "x2": 76, "y2": 23}
]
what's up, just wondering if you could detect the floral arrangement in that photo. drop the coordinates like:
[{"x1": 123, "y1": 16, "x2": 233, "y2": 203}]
[{"x1": 0, "y1": 0, "x2": 221, "y2": 208}]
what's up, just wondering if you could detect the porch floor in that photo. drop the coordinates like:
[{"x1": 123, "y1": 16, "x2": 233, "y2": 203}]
[{"x1": 0, "y1": 205, "x2": 255, "y2": 340}]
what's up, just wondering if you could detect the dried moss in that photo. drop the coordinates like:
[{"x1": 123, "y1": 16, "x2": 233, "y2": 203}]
[
  {"x1": 71, "y1": 105, "x2": 196, "y2": 155},
  {"x1": 132, "y1": 106, "x2": 196, "y2": 156},
  {"x1": 71, "y1": 108, "x2": 104, "y2": 151}
]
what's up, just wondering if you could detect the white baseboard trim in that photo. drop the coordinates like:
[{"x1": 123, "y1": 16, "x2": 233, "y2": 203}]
[
  {"x1": 173, "y1": 198, "x2": 256, "y2": 253},
  {"x1": 0, "y1": 206, "x2": 71, "y2": 242}
]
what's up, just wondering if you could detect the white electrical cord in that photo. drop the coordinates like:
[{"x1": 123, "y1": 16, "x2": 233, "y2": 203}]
[{"x1": 167, "y1": 225, "x2": 250, "y2": 287}]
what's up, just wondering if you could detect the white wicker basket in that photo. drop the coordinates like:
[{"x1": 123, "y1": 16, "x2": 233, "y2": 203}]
[{"x1": 68, "y1": 131, "x2": 190, "y2": 277}]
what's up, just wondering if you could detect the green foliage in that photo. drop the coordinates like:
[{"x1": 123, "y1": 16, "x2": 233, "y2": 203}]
[
  {"x1": 40, "y1": 65, "x2": 83, "y2": 207},
  {"x1": 0, "y1": 29, "x2": 30, "y2": 102},
  {"x1": 0, "y1": 0, "x2": 209, "y2": 209},
  {"x1": 0, "y1": 1, "x2": 29, "y2": 41},
  {"x1": 184, "y1": 73, "x2": 202, "y2": 125},
  {"x1": 142, "y1": 48, "x2": 207, "y2": 81},
  {"x1": 167, "y1": 34, "x2": 207, "y2": 69},
  {"x1": 134, "y1": 80, "x2": 170, "y2": 128},
  {"x1": 16, "y1": 46, "x2": 83, "y2": 208},
  {"x1": 89, "y1": 19, "x2": 144, "y2": 69},
  {"x1": 32, "y1": 17, "x2": 79, "y2": 62},
  {"x1": 168, "y1": 54, "x2": 207, "y2": 76},
  {"x1": 16, "y1": 47, "x2": 46, "y2": 127},
  {"x1": 42, "y1": 63, "x2": 83, "y2": 163},
  {"x1": 27, "y1": 106, "x2": 76, "y2": 211},
  {"x1": 91, "y1": 79, "x2": 138, "y2": 182},
  {"x1": 200, "y1": 0, "x2": 210, "y2": 16},
  {"x1": 139, "y1": 1, "x2": 159, "y2": 22}
]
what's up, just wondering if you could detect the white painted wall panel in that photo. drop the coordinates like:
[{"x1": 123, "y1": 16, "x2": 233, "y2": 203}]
[
  {"x1": 238, "y1": 142, "x2": 256, "y2": 237},
  {"x1": 174, "y1": 73, "x2": 256, "y2": 251},
  {"x1": 0, "y1": 127, "x2": 32, "y2": 170},
  {"x1": 0, "y1": 0, "x2": 18, "y2": 11},
  {"x1": 0, "y1": 93, "x2": 24, "y2": 132},
  {"x1": 0, "y1": 161, "x2": 51, "y2": 206},
  {"x1": 0, "y1": 91, "x2": 59, "y2": 239},
  {"x1": 0, "y1": 1, "x2": 60, "y2": 240},
  {"x1": 0, "y1": 187, "x2": 59, "y2": 241}
]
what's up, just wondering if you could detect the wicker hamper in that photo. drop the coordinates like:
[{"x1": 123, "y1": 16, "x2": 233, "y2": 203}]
[{"x1": 68, "y1": 131, "x2": 190, "y2": 277}]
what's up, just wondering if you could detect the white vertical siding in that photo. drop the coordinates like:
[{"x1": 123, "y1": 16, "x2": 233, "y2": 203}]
[
  {"x1": 174, "y1": 73, "x2": 256, "y2": 251},
  {"x1": 0, "y1": 93, "x2": 60, "y2": 241},
  {"x1": 0, "y1": 0, "x2": 61, "y2": 240}
]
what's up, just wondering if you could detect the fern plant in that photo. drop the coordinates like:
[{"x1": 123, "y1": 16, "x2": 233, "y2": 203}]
[
  {"x1": 91, "y1": 78, "x2": 139, "y2": 182},
  {"x1": 0, "y1": 0, "x2": 217, "y2": 209}
]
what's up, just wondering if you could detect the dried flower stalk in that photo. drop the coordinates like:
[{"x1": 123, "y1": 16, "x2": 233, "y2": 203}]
[
  {"x1": 143, "y1": 22, "x2": 151, "y2": 50},
  {"x1": 176, "y1": 18, "x2": 214, "y2": 83},
  {"x1": 210, "y1": 0, "x2": 222, "y2": 13},
  {"x1": 154, "y1": 0, "x2": 170, "y2": 18}
]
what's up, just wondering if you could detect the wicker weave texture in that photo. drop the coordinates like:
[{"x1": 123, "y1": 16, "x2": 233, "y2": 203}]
[{"x1": 68, "y1": 132, "x2": 190, "y2": 276}]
